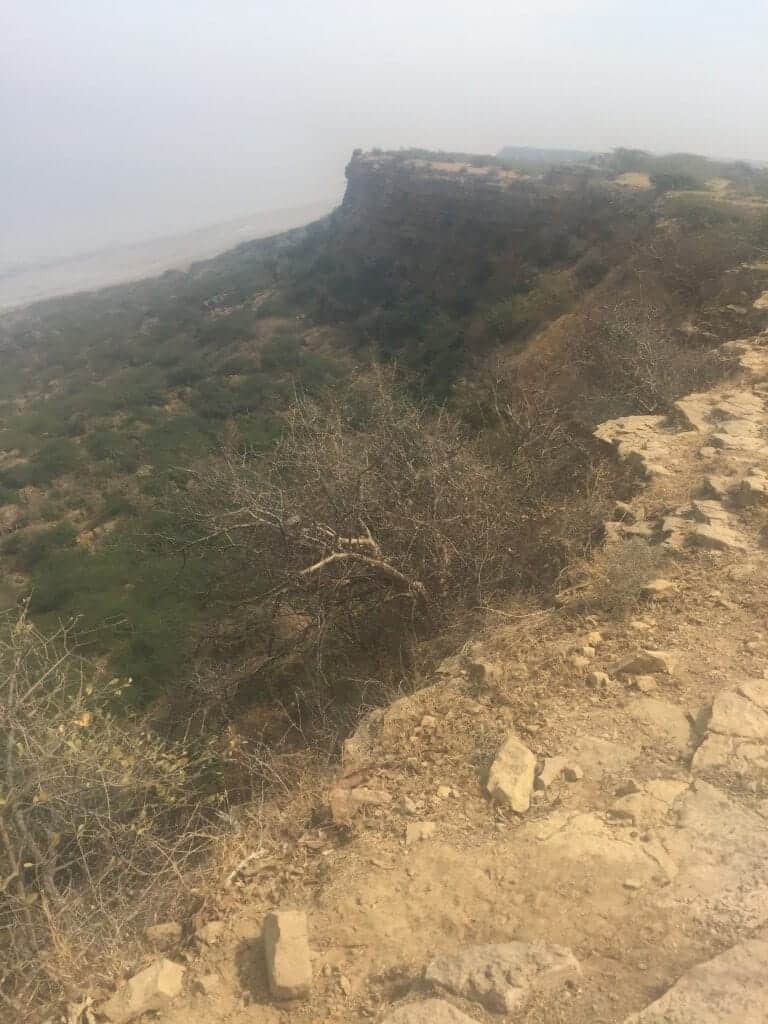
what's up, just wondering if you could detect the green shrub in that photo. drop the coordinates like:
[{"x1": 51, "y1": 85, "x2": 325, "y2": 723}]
[
  {"x1": 3, "y1": 522, "x2": 78, "y2": 571},
  {"x1": 28, "y1": 438, "x2": 80, "y2": 483}
]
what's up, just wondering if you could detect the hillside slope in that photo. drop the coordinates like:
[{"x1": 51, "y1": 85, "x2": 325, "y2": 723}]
[
  {"x1": 122, "y1": 331, "x2": 768, "y2": 1024},
  {"x1": 5, "y1": 148, "x2": 768, "y2": 1021},
  {"x1": 2, "y1": 149, "x2": 767, "y2": 706}
]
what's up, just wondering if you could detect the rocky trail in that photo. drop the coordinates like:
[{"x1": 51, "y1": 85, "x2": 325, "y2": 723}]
[{"x1": 98, "y1": 334, "x2": 768, "y2": 1024}]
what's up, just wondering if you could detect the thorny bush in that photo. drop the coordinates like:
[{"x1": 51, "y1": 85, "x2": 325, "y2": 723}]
[
  {"x1": 0, "y1": 614, "x2": 219, "y2": 1015},
  {"x1": 171, "y1": 368, "x2": 613, "y2": 713}
]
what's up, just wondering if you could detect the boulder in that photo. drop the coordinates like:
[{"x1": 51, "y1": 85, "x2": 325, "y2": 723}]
[
  {"x1": 486, "y1": 734, "x2": 536, "y2": 813},
  {"x1": 263, "y1": 910, "x2": 312, "y2": 1000},
  {"x1": 99, "y1": 959, "x2": 185, "y2": 1023},
  {"x1": 382, "y1": 999, "x2": 481, "y2": 1024},
  {"x1": 425, "y1": 942, "x2": 580, "y2": 1014},
  {"x1": 623, "y1": 939, "x2": 768, "y2": 1022}
]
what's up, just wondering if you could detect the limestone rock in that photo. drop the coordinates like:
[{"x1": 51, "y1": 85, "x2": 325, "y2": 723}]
[
  {"x1": 263, "y1": 910, "x2": 313, "y2": 1000},
  {"x1": 692, "y1": 732, "x2": 768, "y2": 776},
  {"x1": 425, "y1": 942, "x2": 580, "y2": 1014},
  {"x1": 615, "y1": 650, "x2": 677, "y2": 676},
  {"x1": 382, "y1": 999, "x2": 481, "y2": 1024},
  {"x1": 486, "y1": 734, "x2": 536, "y2": 813},
  {"x1": 626, "y1": 697, "x2": 692, "y2": 753},
  {"x1": 661, "y1": 781, "x2": 768, "y2": 928},
  {"x1": 687, "y1": 523, "x2": 747, "y2": 552},
  {"x1": 623, "y1": 939, "x2": 768, "y2": 1022},
  {"x1": 566, "y1": 735, "x2": 640, "y2": 779},
  {"x1": 708, "y1": 690, "x2": 768, "y2": 740},
  {"x1": 739, "y1": 678, "x2": 768, "y2": 711},
  {"x1": 610, "y1": 779, "x2": 688, "y2": 827},
  {"x1": 144, "y1": 921, "x2": 182, "y2": 951},
  {"x1": 99, "y1": 959, "x2": 185, "y2": 1023}
]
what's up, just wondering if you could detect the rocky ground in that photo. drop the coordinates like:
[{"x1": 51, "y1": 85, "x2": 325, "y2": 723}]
[{"x1": 89, "y1": 333, "x2": 768, "y2": 1024}]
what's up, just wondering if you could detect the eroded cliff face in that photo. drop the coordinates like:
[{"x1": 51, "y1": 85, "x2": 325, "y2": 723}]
[{"x1": 336, "y1": 151, "x2": 652, "y2": 310}]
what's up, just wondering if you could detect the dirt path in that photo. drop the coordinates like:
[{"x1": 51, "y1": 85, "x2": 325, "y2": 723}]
[{"x1": 128, "y1": 335, "x2": 768, "y2": 1024}]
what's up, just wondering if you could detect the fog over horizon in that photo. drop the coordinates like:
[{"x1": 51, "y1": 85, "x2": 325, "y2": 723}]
[{"x1": 3, "y1": 0, "x2": 767, "y2": 267}]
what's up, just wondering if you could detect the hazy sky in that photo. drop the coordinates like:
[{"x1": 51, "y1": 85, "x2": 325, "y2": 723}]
[{"x1": 3, "y1": 0, "x2": 767, "y2": 264}]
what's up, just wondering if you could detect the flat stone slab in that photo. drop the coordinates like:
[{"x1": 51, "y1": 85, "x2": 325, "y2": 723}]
[
  {"x1": 623, "y1": 938, "x2": 768, "y2": 1022},
  {"x1": 382, "y1": 1000, "x2": 481, "y2": 1024},
  {"x1": 708, "y1": 690, "x2": 768, "y2": 740},
  {"x1": 659, "y1": 781, "x2": 768, "y2": 931},
  {"x1": 426, "y1": 942, "x2": 580, "y2": 1014},
  {"x1": 626, "y1": 697, "x2": 693, "y2": 753}
]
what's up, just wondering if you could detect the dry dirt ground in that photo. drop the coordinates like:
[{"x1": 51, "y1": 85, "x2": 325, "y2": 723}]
[{"x1": 131, "y1": 334, "x2": 768, "y2": 1024}]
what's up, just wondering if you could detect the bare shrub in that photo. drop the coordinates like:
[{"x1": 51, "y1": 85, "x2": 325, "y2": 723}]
[
  {"x1": 567, "y1": 304, "x2": 738, "y2": 420},
  {"x1": 170, "y1": 367, "x2": 613, "y2": 716},
  {"x1": 0, "y1": 614, "x2": 217, "y2": 1014},
  {"x1": 576, "y1": 538, "x2": 667, "y2": 616}
]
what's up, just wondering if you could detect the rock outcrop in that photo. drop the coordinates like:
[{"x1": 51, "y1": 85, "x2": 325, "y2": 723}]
[
  {"x1": 425, "y1": 942, "x2": 580, "y2": 1014},
  {"x1": 623, "y1": 939, "x2": 768, "y2": 1022}
]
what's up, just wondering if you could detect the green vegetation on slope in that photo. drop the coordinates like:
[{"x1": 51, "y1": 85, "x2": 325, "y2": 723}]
[{"x1": 1, "y1": 148, "x2": 768, "y2": 706}]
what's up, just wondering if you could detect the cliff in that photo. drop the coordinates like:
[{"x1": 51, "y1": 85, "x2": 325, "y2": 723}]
[{"x1": 334, "y1": 150, "x2": 652, "y2": 310}]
